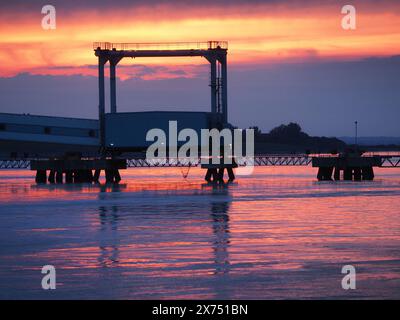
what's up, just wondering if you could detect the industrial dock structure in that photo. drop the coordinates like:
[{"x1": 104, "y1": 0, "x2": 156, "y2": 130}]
[{"x1": 0, "y1": 41, "x2": 399, "y2": 183}]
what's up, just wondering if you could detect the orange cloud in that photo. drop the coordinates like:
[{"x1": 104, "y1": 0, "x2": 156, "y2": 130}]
[{"x1": 0, "y1": 1, "x2": 399, "y2": 78}]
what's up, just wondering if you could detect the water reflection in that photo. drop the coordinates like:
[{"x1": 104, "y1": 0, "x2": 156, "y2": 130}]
[
  {"x1": 209, "y1": 184, "x2": 231, "y2": 275},
  {"x1": 98, "y1": 205, "x2": 120, "y2": 267},
  {"x1": 93, "y1": 182, "x2": 233, "y2": 277},
  {"x1": 31, "y1": 183, "x2": 128, "y2": 193},
  {"x1": 98, "y1": 183, "x2": 127, "y2": 193},
  {"x1": 1, "y1": 167, "x2": 400, "y2": 299}
]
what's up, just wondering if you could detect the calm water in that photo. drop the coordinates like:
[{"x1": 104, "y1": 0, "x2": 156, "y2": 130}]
[{"x1": 0, "y1": 166, "x2": 399, "y2": 299}]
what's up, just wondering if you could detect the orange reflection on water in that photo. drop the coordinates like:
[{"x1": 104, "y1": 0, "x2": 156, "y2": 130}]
[{"x1": 1, "y1": 166, "x2": 400, "y2": 299}]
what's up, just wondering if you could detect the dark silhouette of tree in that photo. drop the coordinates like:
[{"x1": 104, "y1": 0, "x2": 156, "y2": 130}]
[
  {"x1": 267, "y1": 122, "x2": 308, "y2": 143},
  {"x1": 249, "y1": 126, "x2": 262, "y2": 137},
  {"x1": 251, "y1": 122, "x2": 347, "y2": 153}
]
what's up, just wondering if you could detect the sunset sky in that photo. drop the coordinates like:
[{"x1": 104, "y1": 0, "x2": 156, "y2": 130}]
[{"x1": 0, "y1": 0, "x2": 400, "y2": 136}]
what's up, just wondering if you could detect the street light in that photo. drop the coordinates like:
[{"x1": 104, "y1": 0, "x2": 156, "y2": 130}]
[{"x1": 354, "y1": 121, "x2": 358, "y2": 150}]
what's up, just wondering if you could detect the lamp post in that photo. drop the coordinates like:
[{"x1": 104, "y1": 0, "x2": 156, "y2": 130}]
[{"x1": 355, "y1": 121, "x2": 358, "y2": 151}]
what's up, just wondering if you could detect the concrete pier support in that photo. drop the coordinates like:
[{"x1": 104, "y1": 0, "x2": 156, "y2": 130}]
[
  {"x1": 93, "y1": 169, "x2": 101, "y2": 182},
  {"x1": 205, "y1": 169, "x2": 213, "y2": 182},
  {"x1": 212, "y1": 168, "x2": 219, "y2": 182},
  {"x1": 312, "y1": 155, "x2": 380, "y2": 182},
  {"x1": 85, "y1": 170, "x2": 90, "y2": 182},
  {"x1": 55, "y1": 171, "x2": 63, "y2": 183},
  {"x1": 218, "y1": 168, "x2": 225, "y2": 183},
  {"x1": 114, "y1": 169, "x2": 121, "y2": 183},
  {"x1": 317, "y1": 167, "x2": 333, "y2": 181},
  {"x1": 204, "y1": 167, "x2": 235, "y2": 183},
  {"x1": 35, "y1": 170, "x2": 47, "y2": 184},
  {"x1": 362, "y1": 167, "x2": 374, "y2": 180},
  {"x1": 61, "y1": 168, "x2": 118, "y2": 183},
  {"x1": 317, "y1": 168, "x2": 323, "y2": 180},
  {"x1": 65, "y1": 171, "x2": 73, "y2": 183},
  {"x1": 105, "y1": 169, "x2": 121, "y2": 183},
  {"x1": 48, "y1": 170, "x2": 55, "y2": 183},
  {"x1": 227, "y1": 167, "x2": 235, "y2": 182},
  {"x1": 343, "y1": 168, "x2": 353, "y2": 181},
  {"x1": 322, "y1": 166, "x2": 375, "y2": 181},
  {"x1": 320, "y1": 166, "x2": 374, "y2": 181},
  {"x1": 72, "y1": 170, "x2": 93, "y2": 183},
  {"x1": 211, "y1": 169, "x2": 219, "y2": 182},
  {"x1": 334, "y1": 167, "x2": 341, "y2": 181},
  {"x1": 205, "y1": 169, "x2": 216, "y2": 182},
  {"x1": 326, "y1": 167, "x2": 333, "y2": 180},
  {"x1": 31, "y1": 159, "x2": 126, "y2": 184},
  {"x1": 353, "y1": 167, "x2": 362, "y2": 181},
  {"x1": 73, "y1": 170, "x2": 81, "y2": 183},
  {"x1": 105, "y1": 169, "x2": 113, "y2": 183}
]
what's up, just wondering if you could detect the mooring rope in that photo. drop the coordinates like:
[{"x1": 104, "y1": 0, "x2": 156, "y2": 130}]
[{"x1": 180, "y1": 163, "x2": 191, "y2": 179}]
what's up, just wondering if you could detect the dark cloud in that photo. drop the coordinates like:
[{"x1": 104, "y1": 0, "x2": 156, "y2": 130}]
[
  {"x1": 1, "y1": 56, "x2": 399, "y2": 136},
  {"x1": 21, "y1": 64, "x2": 196, "y2": 80},
  {"x1": 1, "y1": 0, "x2": 398, "y2": 15}
]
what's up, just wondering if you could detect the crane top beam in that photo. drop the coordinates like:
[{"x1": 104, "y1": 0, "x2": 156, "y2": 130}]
[
  {"x1": 93, "y1": 41, "x2": 227, "y2": 59},
  {"x1": 94, "y1": 41, "x2": 227, "y2": 51}
]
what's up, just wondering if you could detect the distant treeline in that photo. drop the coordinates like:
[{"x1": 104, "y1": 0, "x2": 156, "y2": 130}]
[{"x1": 248, "y1": 122, "x2": 347, "y2": 154}]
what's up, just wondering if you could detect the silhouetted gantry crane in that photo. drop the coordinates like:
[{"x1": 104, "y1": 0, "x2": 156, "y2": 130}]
[{"x1": 93, "y1": 41, "x2": 229, "y2": 148}]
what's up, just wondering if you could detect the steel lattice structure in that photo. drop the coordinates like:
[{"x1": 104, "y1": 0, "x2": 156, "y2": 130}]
[
  {"x1": 381, "y1": 157, "x2": 400, "y2": 168},
  {"x1": 126, "y1": 156, "x2": 312, "y2": 167},
  {"x1": 0, "y1": 160, "x2": 30, "y2": 169},
  {"x1": 1, "y1": 155, "x2": 399, "y2": 170}
]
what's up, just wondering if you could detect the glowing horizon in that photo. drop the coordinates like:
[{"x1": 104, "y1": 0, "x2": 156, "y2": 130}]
[{"x1": 1, "y1": 1, "x2": 400, "y2": 80}]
